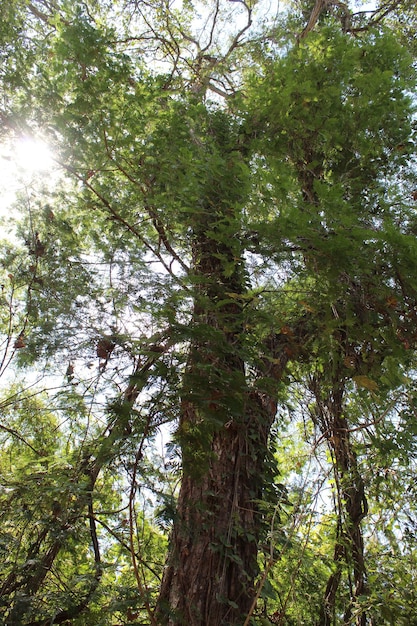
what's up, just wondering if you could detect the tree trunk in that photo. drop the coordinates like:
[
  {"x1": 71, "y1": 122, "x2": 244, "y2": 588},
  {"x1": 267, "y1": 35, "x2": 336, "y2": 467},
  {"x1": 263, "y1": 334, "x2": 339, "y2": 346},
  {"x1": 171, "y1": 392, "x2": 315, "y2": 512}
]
[
  {"x1": 156, "y1": 244, "x2": 307, "y2": 623},
  {"x1": 157, "y1": 394, "x2": 274, "y2": 625},
  {"x1": 312, "y1": 378, "x2": 368, "y2": 626},
  {"x1": 154, "y1": 140, "x2": 284, "y2": 622}
]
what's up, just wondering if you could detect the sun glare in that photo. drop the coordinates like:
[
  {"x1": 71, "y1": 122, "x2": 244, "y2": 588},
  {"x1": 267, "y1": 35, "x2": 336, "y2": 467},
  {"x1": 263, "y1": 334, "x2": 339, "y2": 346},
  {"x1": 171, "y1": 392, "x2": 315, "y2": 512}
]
[
  {"x1": 0, "y1": 136, "x2": 56, "y2": 216},
  {"x1": 15, "y1": 137, "x2": 54, "y2": 174}
]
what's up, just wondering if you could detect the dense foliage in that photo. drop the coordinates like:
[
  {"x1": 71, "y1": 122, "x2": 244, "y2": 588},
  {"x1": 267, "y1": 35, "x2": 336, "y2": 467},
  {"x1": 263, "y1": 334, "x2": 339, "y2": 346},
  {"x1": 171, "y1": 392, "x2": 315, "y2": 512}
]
[{"x1": 1, "y1": 0, "x2": 417, "y2": 624}]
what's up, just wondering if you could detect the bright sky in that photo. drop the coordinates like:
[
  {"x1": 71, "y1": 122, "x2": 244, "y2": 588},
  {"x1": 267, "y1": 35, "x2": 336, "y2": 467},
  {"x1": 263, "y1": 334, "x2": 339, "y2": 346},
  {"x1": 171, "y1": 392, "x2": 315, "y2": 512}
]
[{"x1": 0, "y1": 137, "x2": 54, "y2": 219}]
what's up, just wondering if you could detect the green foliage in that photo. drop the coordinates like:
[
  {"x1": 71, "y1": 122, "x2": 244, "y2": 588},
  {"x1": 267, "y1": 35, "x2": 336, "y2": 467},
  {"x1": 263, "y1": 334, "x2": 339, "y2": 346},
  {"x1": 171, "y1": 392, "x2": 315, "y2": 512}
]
[{"x1": 1, "y1": 1, "x2": 417, "y2": 624}]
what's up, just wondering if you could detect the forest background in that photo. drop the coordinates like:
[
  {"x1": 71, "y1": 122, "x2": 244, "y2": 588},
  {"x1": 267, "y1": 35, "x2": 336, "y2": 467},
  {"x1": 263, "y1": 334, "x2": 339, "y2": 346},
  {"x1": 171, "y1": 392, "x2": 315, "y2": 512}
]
[{"x1": 1, "y1": 0, "x2": 417, "y2": 624}]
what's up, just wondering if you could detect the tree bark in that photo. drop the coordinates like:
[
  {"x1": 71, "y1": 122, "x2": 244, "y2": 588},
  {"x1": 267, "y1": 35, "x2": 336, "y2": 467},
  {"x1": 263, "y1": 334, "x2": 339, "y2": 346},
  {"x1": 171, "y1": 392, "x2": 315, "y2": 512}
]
[
  {"x1": 154, "y1": 133, "x2": 287, "y2": 621},
  {"x1": 156, "y1": 231, "x2": 310, "y2": 623},
  {"x1": 312, "y1": 378, "x2": 368, "y2": 626},
  {"x1": 157, "y1": 396, "x2": 273, "y2": 625}
]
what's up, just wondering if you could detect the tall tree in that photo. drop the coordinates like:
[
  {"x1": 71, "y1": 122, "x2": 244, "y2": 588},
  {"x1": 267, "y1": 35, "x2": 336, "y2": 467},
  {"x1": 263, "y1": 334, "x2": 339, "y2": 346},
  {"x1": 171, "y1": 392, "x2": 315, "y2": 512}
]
[{"x1": 1, "y1": 1, "x2": 417, "y2": 624}]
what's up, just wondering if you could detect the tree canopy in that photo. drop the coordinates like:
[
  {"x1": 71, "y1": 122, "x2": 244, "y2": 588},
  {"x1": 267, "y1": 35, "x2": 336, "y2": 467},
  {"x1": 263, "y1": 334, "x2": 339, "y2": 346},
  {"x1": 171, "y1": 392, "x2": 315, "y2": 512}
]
[{"x1": 1, "y1": 0, "x2": 417, "y2": 624}]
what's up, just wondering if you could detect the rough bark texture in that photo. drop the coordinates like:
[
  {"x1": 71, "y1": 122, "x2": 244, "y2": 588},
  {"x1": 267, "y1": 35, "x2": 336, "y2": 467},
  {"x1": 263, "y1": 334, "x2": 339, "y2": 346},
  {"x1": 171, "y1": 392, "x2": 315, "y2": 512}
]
[
  {"x1": 296, "y1": 142, "x2": 369, "y2": 626},
  {"x1": 155, "y1": 154, "x2": 289, "y2": 623},
  {"x1": 156, "y1": 283, "x2": 306, "y2": 623},
  {"x1": 156, "y1": 208, "x2": 263, "y2": 623},
  {"x1": 154, "y1": 110, "x2": 315, "y2": 623},
  {"x1": 157, "y1": 394, "x2": 274, "y2": 625}
]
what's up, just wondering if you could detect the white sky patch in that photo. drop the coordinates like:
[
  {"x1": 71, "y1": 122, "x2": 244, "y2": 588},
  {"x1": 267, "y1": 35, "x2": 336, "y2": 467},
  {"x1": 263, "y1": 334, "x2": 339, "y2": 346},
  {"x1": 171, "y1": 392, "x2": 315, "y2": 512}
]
[
  {"x1": 0, "y1": 136, "x2": 56, "y2": 219},
  {"x1": 14, "y1": 137, "x2": 54, "y2": 174}
]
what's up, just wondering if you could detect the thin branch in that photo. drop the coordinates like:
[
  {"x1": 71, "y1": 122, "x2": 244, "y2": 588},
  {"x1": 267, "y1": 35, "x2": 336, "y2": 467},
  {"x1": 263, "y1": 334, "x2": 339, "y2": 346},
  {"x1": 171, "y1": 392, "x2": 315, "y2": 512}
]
[
  {"x1": 128, "y1": 425, "x2": 158, "y2": 625},
  {"x1": 0, "y1": 422, "x2": 42, "y2": 456},
  {"x1": 56, "y1": 159, "x2": 188, "y2": 280},
  {"x1": 201, "y1": 0, "x2": 221, "y2": 53},
  {"x1": 299, "y1": 0, "x2": 330, "y2": 39},
  {"x1": 223, "y1": 2, "x2": 253, "y2": 62},
  {"x1": 100, "y1": 129, "x2": 190, "y2": 274}
]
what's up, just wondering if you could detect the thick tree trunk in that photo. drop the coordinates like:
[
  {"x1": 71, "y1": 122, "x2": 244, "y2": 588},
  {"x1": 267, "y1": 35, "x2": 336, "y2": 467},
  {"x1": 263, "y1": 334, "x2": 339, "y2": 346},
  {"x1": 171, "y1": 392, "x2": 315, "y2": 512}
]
[
  {"x1": 156, "y1": 286, "x2": 304, "y2": 623},
  {"x1": 155, "y1": 111, "x2": 312, "y2": 623},
  {"x1": 156, "y1": 219, "x2": 266, "y2": 622},
  {"x1": 157, "y1": 394, "x2": 272, "y2": 625},
  {"x1": 155, "y1": 147, "x2": 285, "y2": 623}
]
